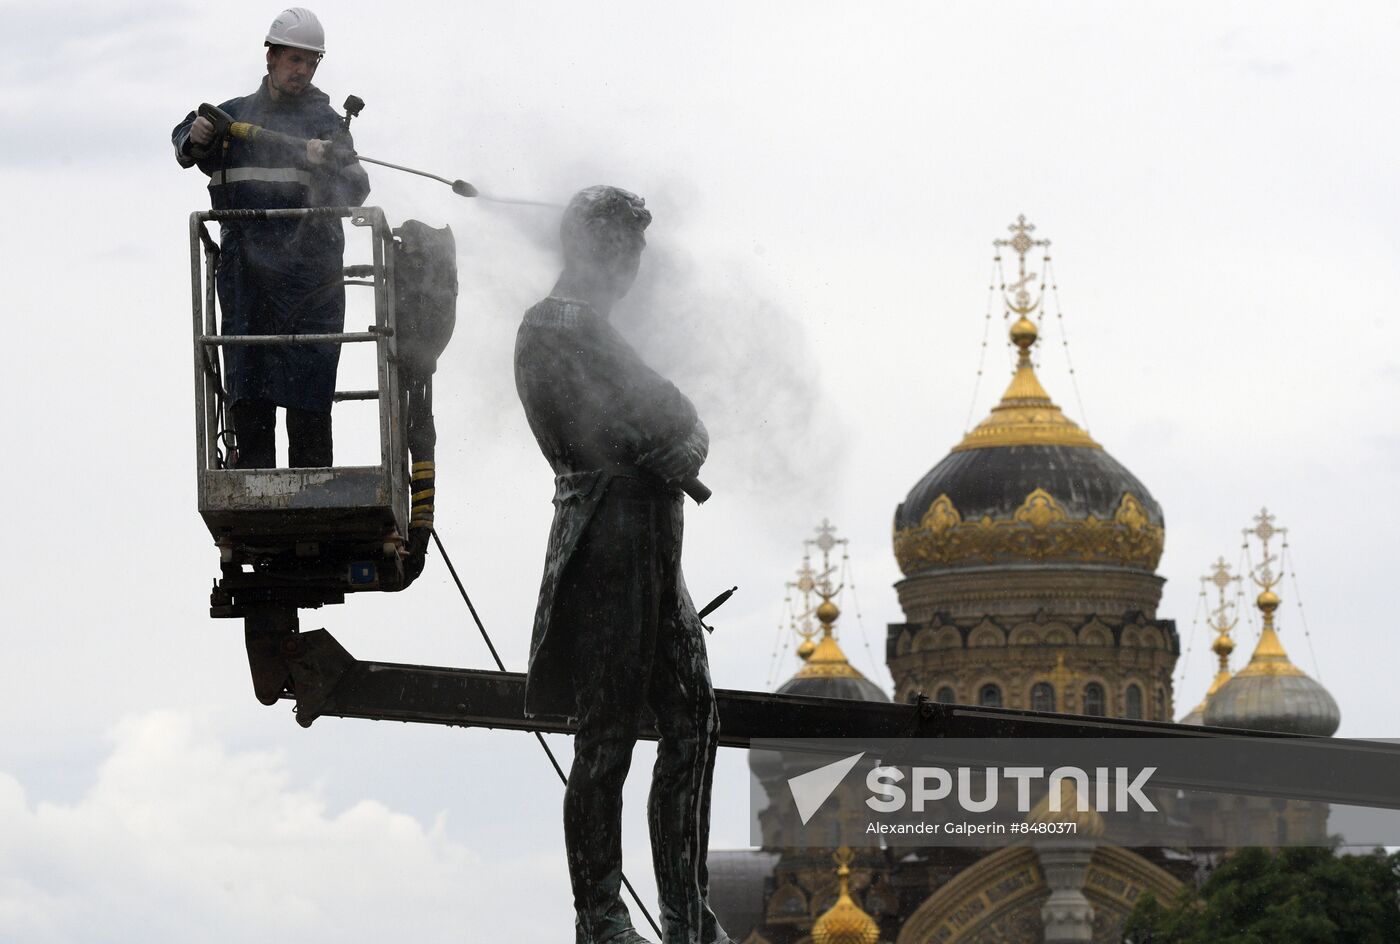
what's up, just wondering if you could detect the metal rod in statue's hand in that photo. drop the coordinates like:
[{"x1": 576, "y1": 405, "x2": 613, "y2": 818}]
[
  {"x1": 681, "y1": 476, "x2": 711, "y2": 505},
  {"x1": 698, "y1": 587, "x2": 738, "y2": 621}
]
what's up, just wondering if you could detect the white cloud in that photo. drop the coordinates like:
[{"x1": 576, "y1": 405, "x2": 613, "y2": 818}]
[{"x1": 0, "y1": 711, "x2": 573, "y2": 943}]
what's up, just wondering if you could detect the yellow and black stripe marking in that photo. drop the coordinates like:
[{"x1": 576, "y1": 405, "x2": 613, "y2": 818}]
[{"x1": 411, "y1": 460, "x2": 435, "y2": 530}]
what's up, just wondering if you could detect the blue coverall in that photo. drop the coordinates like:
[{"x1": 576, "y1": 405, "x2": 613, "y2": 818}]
[{"x1": 173, "y1": 78, "x2": 370, "y2": 467}]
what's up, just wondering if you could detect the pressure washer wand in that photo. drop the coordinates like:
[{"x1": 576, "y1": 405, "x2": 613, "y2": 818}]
[
  {"x1": 197, "y1": 101, "x2": 559, "y2": 207},
  {"x1": 197, "y1": 102, "x2": 478, "y2": 197},
  {"x1": 353, "y1": 157, "x2": 560, "y2": 207},
  {"x1": 353, "y1": 155, "x2": 479, "y2": 197}
]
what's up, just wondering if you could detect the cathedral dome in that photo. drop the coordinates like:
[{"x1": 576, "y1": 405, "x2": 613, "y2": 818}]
[
  {"x1": 775, "y1": 645, "x2": 890, "y2": 702},
  {"x1": 774, "y1": 523, "x2": 890, "y2": 704},
  {"x1": 1204, "y1": 590, "x2": 1339, "y2": 736},
  {"x1": 1204, "y1": 670, "x2": 1340, "y2": 736},
  {"x1": 776, "y1": 598, "x2": 889, "y2": 703},
  {"x1": 894, "y1": 317, "x2": 1163, "y2": 577},
  {"x1": 811, "y1": 848, "x2": 881, "y2": 944}
]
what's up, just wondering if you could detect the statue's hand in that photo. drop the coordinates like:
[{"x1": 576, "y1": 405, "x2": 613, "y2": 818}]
[{"x1": 640, "y1": 434, "x2": 704, "y2": 483}]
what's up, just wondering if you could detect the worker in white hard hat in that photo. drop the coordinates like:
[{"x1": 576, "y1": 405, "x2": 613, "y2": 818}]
[{"x1": 171, "y1": 8, "x2": 370, "y2": 469}]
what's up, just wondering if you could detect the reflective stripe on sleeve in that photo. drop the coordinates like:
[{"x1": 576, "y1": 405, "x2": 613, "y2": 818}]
[{"x1": 208, "y1": 166, "x2": 313, "y2": 187}]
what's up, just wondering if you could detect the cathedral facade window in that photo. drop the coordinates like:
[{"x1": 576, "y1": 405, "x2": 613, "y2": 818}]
[
  {"x1": 1083, "y1": 682, "x2": 1106, "y2": 716},
  {"x1": 1126, "y1": 684, "x2": 1143, "y2": 719}
]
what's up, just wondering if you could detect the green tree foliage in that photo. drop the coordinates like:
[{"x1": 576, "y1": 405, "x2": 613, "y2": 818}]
[{"x1": 1122, "y1": 847, "x2": 1400, "y2": 944}]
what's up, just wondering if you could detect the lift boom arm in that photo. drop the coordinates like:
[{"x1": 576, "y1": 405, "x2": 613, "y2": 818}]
[{"x1": 256, "y1": 623, "x2": 1400, "y2": 813}]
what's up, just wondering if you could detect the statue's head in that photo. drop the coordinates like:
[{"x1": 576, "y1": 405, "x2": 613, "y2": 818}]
[{"x1": 560, "y1": 185, "x2": 651, "y2": 302}]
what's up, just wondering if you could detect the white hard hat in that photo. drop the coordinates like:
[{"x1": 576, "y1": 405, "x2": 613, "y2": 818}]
[{"x1": 265, "y1": 7, "x2": 326, "y2": 54}]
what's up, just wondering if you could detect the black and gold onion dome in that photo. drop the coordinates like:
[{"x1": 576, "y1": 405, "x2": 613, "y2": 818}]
[{"x1": 894, "y1": 314, "x2": 1164, "y2": 576}]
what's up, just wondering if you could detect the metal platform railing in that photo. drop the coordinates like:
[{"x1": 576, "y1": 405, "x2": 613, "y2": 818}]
[{"x1": 190, "y1": 206, "x2": 410, "y2": 596}]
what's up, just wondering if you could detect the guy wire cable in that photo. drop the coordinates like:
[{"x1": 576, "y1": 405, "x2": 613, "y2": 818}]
[
  {"x1": 429, "y1": 529, "x2": 663, "y2": 939},
  {"x1": 963, "y1": 253, "x2": 1004, "y2": 434}
]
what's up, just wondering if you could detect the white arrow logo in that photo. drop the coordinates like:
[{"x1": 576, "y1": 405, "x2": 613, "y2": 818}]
[{"x1": 787, "y1": 752, "x2": 866, "y2": 825}]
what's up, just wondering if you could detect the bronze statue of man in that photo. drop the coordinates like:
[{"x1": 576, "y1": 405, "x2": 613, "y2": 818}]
[{"x1": 514, "y1": 186, "x2": 730, "y2": 944}]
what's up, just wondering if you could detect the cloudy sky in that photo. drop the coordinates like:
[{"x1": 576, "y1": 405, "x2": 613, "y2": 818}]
[{"x1": 3, "y1": 2, "x2": 1398, "y2": 940}]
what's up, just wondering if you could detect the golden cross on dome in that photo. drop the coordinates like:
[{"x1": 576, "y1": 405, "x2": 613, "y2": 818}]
[
  {"x1": 1240, "y1": 508, "x2": 1298, "y2": 649},
  {"x1": 1250, "y1": 507, "x2": 1280, "y2": 544},
  {"x1": 791, "y1": 556, "x2": 817, "y2": 597},
  {"x1": 1208, "y1": 556, "x2": 1237, "y2": 592},
  {"x1": 1202, "y1": 557, "x2": 1241, "y2": 636},
  {"x1": 805, "y1": 518, "x2": 848, "y2": 601},
  {"x1": 786, "y1": 556, "x2": 818, "y2": 641},
  {"x1": 1244, "y1": 507, "x2": 1287, "y2": 591},
  {"x1": 993, "y1": 214, "x2": 1051, "y2": 315},
  {"x1": 1004, "y1": 214, "x2": 1040, "y2": 257},
  {"x1": 1201, "y1": 556, "x2": 1240, "y2": 680}
]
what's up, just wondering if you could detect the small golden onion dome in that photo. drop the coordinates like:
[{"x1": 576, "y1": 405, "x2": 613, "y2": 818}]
[
  {"x1": 1185, "y1": 615, "x2": 1237, "y2": 724},
  {"x1": 1181, "y1": 657, "x2": 1234, "y2": 725},
  {"x1": 788, "y1": 597, "x2": 877, "y2": 688},
  {"x1": 1027, "y1": 779, "x2": 1105, "y2": 838},
  {"x1": 812, "y1": 848, "x2": 880, "y2": 944},
  {"x1": 793, "y1": 633, "x2": 866, "y2": 682},
  {"x1": 948, "y1": 316, "x2": 1100, "y2": 453},
  {"x1": 778, "y1": 627, "x2": 890, "y2": 701},
  {"x1": 1257, "y1": 589, "x2": 1281, "y2": 612}
]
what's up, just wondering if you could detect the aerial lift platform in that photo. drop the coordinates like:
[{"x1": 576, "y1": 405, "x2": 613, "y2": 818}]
[{"x1": 193, "y1": 206, "x2": 409, "y2": 605}]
